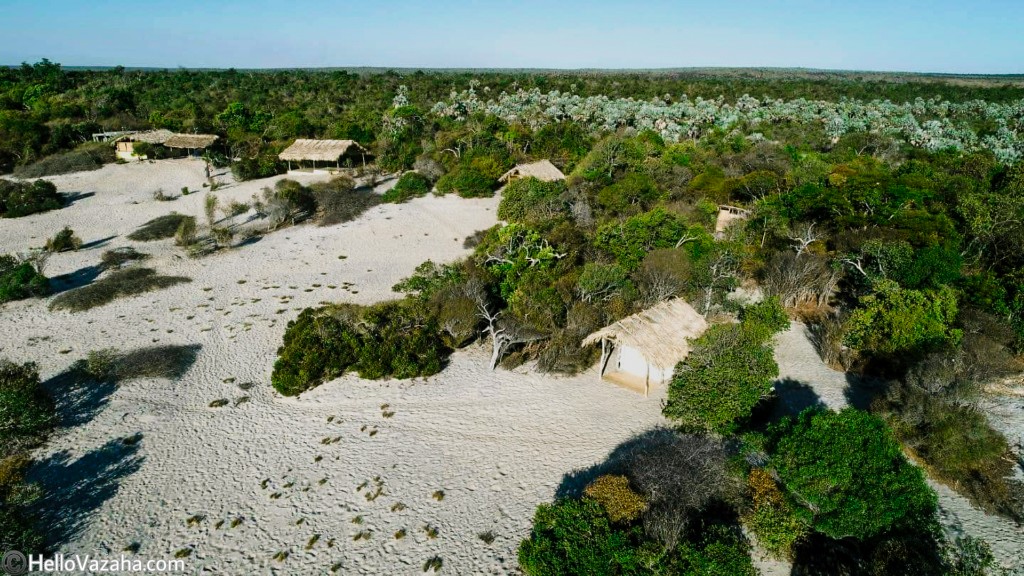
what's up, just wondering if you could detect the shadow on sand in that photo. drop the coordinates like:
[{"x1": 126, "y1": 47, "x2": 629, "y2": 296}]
[
  {"x1": 30, "y1": 438, "x2": 144, "y2": 547},
  {"x1": 49, "y1": 265, "x2": 102, "y2": 295}
]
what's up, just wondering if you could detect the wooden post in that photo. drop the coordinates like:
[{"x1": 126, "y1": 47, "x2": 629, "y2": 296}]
[{"x1": 644, "y1": 363, "x2": 650, "y2": 398}]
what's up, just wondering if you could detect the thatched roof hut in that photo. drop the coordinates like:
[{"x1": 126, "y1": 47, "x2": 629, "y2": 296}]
[
  {"x1": 279, "y1": 139, "x2": 367, "y2": 163},
  {"x1": 163, "y1": 134, "x2": 219, "y2": 150},
  {"x1": 582, "y1": 299, "x2": 708, "y2": 395},
  {"x1": 118, "y1": 129, "x2": 174, "y2": 145},
  {"x1": 498, "y1": 160, "x2": 565, "y2": 183}
]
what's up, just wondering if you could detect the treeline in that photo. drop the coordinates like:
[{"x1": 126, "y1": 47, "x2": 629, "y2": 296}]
[{"x1": 3, "y1": 59, "x2": 1024, "y2": 175}]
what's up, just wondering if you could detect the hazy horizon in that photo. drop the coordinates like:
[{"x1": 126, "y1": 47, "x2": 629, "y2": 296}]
[{"x1": 2, "y1": 0, "x2": 1022, "y2": 74}]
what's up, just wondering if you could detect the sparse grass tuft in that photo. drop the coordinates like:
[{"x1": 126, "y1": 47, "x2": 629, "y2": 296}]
[
  {"x1": 478, "y1": 531, "x2": 496, "y2": 545},
  {"x1": 100, "y1": 247, "x2": 148, "y2": 270},
  {"x1": 423, "y1": 556, "x2": 443, "y2": 572},
  {"x1": 82, "y1": 344, "x2": 200, "y2": 382}
]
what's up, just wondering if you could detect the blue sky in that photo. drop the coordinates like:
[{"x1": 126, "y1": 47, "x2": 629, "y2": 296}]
[{"x1": 1, "y1": 0, "x2": 1021, "y2": 73}]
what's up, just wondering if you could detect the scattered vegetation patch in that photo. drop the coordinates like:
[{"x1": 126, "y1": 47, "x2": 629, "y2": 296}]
[
  {"x1": 13, "y1": 142, "x2": 113, "y2": 178},
  {"x1": 44, "y1": 226, "x2": 82, "y2": 252},
  {"x1": 82, "y1": 345, "x2": 201, "y2": 383},
  {"x1": 50, "y1": 267, "x2": 190, "y2": 311},
  {"x1": 0, "y1": 254, "x2": 49, "y2": 304},
  {"x1": 381, "y1": 171, "x2": 430, "y2": 203},
  {"x1": 100, "y1": 247, "x2": 148, "y2": 270},
  {"x1": 127, "y1": 213, "x2": 195, "y2": 242},
  {"x1": 271, "y1": 300, "x2": 451, "y2": 396},
  {"x1": 0, "y1": 179, "x2": 63, "y2": 218}
]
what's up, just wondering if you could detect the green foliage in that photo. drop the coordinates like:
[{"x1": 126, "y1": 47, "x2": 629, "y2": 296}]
[
  {"x1": 391, "y1": 260, "x2": 464, "y2": 300},
  {"x1": 497, "y1": 177, "x2": 566, "y2": 224},
  {"x1": 0, "y1": 361, "x2": 54, "y2": 454},
  {"x1": 596, "y1": 173, "x2": 663, "y2": 217},
  {"x1": 595, "y1": 207, "x2": 702, "y2": 270},
  {"x1": 771, "y1": 408, "x2": 938, "y2": 540},
  {"x1": 844, "y1": 280, "x2": 961, "y2": 357},
  {"x1": 381, "y1": 171, "x2": 431, "y2": 203},
  {"x1": 743, "y1": 468, "x2": 807, "y2": 559},
  {"x1": 271, "y1": 301, "x2": 451, "y2": 396},
  {"x1": 739, "y1": 297, "x2": 790, "y2": 340},
  {"x1": 231, "y1": 153, "x2": 285, "y2": 181},
  {"x1": 518, "y1": 498, "x2": 646, "y2": 576},
  {"x1": 45, "y1": 226, "x2": 82, "y2": 252},
  {"x1": 481, "y1": 224, "x2": 565, "y2": 300},
  {"x1": 0, "y1": 178, "x2": 63, "y2": 218},
  {"x1": 576, "y1": 263, "x2": 629, "y2": 304},
  {"x1": 668, "y1": 525, "x2": 758, "y2": 576},
  {"x1": 875, "y1": 382, "x2": 1024, "y2": 522},
  {"x1": 664, "y1": 322, "x2": 779, "y2": 434},
  {"x1": 0, "y1": 256, "x2": 48, "y2": 304},
  {"x1": 49, "y1": 267, "x2": 190, "y2": 312},
  {"x1": 435, "y1": 164, "x2": 496, "y2": 198}
]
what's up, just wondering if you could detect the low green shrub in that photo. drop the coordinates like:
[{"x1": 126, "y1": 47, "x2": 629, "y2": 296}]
[
  {"x1": 664, "y1": 323, "x2": 778, "y2": 434},
  {"x1": 742, "y1": 468, "x2": 807, "y2": 559},
  {"x1": 45, "y1": 226, "x2": 82, "y2": 252},
  {"x1": 0, "y1": 179, "x2": 63, "y2": 218},
  {"x1": 0, "y1": 255, "x2": 48, "y2": 304},
  {"x1": 12, "y1": 142, "x2": 113, "y2": 178},
  {"x1": 875, "y1": 382, "x2": 1024, "y2": 522},
  {"x1": 381, "y1": 172, "x2": 431, "y2": 203},
  {"x1": 435, "y1": 165, "x2": 496, "y2": 198},
  {"x1": 83, "y1": 345, "x2": 200, "y2": 382},
  {"x1": 0, "y1": 361, "x2": 54, "y2": 455},
  {"x1": 50, "y1": 267, "x2": 190, "y2": 312},
  {"x1": 739, "y1": 296, "x2": 790, "y2": 340},
  {"x1": 770, "y1": 408, "x2": 937, "y2": 541},
  {"x1": 497, "y1": 177, "x2": 566, "y2": 223},
  {"x1": 272, "y1": 301, "x2": 451, "y2": 396},
  {"x1": 127, "y1": 213, "x2": 195, "y2": 241},
  {"x1": 310, "y1": 176, "x2": 379, "y2": 226},
  {"x1": 231, "y1": 153, "x2": 285, "y2": 181}
]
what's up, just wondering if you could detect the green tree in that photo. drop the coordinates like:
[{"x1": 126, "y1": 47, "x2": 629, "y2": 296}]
[
  {"x1": 844, "y1": 280, "x2": 961, "y2": 356},
  {"x1": 771, "y1": 408, "x2": 938, "y2": 540}
]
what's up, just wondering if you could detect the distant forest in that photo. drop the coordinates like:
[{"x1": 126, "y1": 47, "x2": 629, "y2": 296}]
[{"x1": 2, "y1": 59, "x2": 1024, "y2": 175}]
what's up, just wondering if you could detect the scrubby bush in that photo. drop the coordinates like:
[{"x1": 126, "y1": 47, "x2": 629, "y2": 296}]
[
  {"x1": 311, "y1": 176, "x2": 379, "y2": 226},
  {"x1": 742, "y1": 468, "x2": 807, "y2": 559},
  {"x1": 874, "y1": 382, "x2": 1024, "y2": 522},
  {"x1": 594, "y1": 207, "x2": 706, "y2": 270},
  {"x1": 595, "y1": 172, "x2": 663, "y2": 217},
  {"x1": 664, "y1": 322, "x2": 778, "y2": 434},
  {"x1": 272, "y1": 301, "x2": 451, "y2": 396},
  {"x1": 127, "y1": 213, "x2": 194, "y2": 241},
  {"x1": 844, "y1": 280, "x2": 961, "y2": 358},
  {"x1": 13, "y1": 141, "x2": 113, "y2": 178},
  {"x1": 382, "y1": 172, "x2": 431, "y2": 203},
  {"x1": 231, "y1": 153, "x2": 285, "y2": 181},
  {"x1": 0, "y1": 179, "x2": 63, "y2": 218},
  {"x1": 44, "y1": 226, "x2": 82, "y2": 252},
  {"x1": 260, "y1": 179, "x2": 316, "y2": 228},
  {"x1": 739, "y1": 296, "x2": 790, "y2": 340},
  {"x1": 497, "y1": 177, "x2": 566, "y2": 223},
  {"x1": 435, "y1": 164, "x2": 496, "y2": 198},
  {"x1": 584, "y1": 475, "x2": 647, "y2": 524},
  {"x1": 0, "y1": 361, "x2": 54, "y2": 455},
  {"x1": 174, "y1": 217, "x2": 197, "y2": 247},
  {"x1": 83, "y1": 345, "x2": 200, "y2": 383},
  {"x1": 49, "y1": 267, "x2": 190, "y2": 311},
  {"x1": 770, "y1": 408, "x2": 937, "y2": 540},
  {"x1": 0, "y1": 255, "x2": 49, "y2": 304},
  {"x1": 518, "y1": 498, "x2": 646, "y2": 576}
]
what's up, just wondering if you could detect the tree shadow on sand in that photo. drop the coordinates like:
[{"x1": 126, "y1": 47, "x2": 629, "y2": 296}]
[
  {"x1": 42, "y1": 367, "x2": 116, "y2": 428},
  {"x1": 772, "y1": 377, "x2": 828, "y2": 417},
  {"x1": 49, "y1": 264, "x2": 103, "y2": 295},
  {"x1": 29, "y1": 438, "x2": 144, "y2": 547}
]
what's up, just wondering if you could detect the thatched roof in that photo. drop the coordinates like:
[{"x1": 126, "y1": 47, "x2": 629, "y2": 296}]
[
  {"x1": 116, "y1": 129, "x2": 174, "y2": 145},
  {"x1": 499, "y1": 160, "x2": 565, "y2": 183},
  {"x1": 163, "y1": 134, "x2": 219, "y2": 149},
  {"x1": 279, "y1": 139, "x2": 367, "y2": 162},
  {"x1": 582, "y1": 299, "x2": 708, "y2": 370}
]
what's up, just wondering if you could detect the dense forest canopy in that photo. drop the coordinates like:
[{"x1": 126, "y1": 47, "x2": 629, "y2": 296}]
[{"x1": 2, "y1": 59, "x2": 1024, "y2": 174}]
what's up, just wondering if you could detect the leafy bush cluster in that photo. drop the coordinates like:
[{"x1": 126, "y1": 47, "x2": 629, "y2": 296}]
[
  {"x1": 0, "y1": 255, "x2": 48, "y2": 304},
  {"x1": 44, "y1": 226, "x2": 81, "y2": 252},
  {"x1": 664, "y1": 299, "x2": 787, "y2": 434},
  {"x1": 381, "y1": 171, "x2": 431, "y2": 203},
  {"x1": 0, "y1": 179, "x2": 63, "y2": 218},
  {"x1": 271, "y1": 301, "x2": 451, "y2": 396},
  {"x1": 127, "y1": 213, "x2": 194, "y2": 241}
]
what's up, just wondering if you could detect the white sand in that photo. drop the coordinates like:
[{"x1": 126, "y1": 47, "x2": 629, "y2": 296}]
[{"x1": 1, "y1": 160, "x2": 1020, "y2": 573}]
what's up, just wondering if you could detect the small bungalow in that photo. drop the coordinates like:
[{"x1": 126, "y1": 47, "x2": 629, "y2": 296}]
[
  {"x1": 278, "y1": 139, "x2": 369, "y2": 173},
  {"x1": 582, "y1": 299, "x2": 708, "y2": 396},
  {"x1": 163, "y1": 133, "x2": 219, "y2": 156},
  {"x1": 113, "y1": 129, "x2": 174, "y2": 160},
  {"x1": 715, "y1": 204, "x2": 751, "y2": 235},
  {"x1": 498, "y1": 159, "x2": 565, "y2": 184}
]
